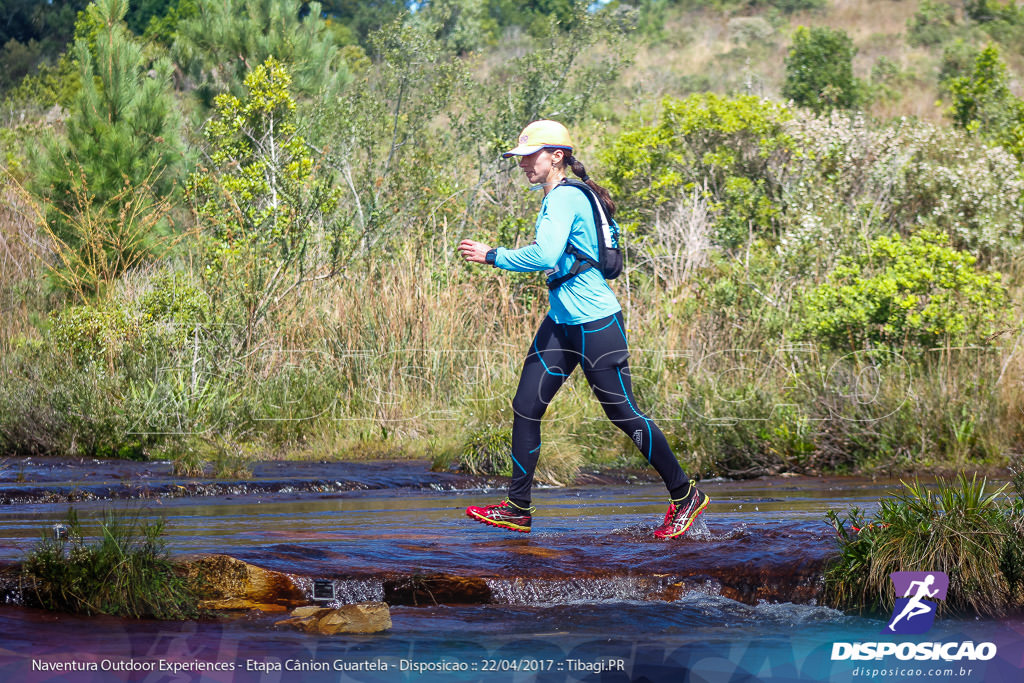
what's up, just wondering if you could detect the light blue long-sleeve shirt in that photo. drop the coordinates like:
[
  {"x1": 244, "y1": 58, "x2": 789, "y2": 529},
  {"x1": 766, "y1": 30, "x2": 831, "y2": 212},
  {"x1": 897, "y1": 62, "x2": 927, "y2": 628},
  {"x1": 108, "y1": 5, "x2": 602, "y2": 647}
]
[{"x1": 494, "y1": 183, "x2": 621, "y2": 325}]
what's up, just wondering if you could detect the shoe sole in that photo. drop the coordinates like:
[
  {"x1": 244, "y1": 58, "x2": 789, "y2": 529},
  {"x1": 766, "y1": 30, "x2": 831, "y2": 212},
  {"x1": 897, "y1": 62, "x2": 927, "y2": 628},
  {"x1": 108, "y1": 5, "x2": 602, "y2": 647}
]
[
  {"x1": 653, "y1": 494, "x2": 710, "y2": 540},
  {"x1": 466, "y1": 508, "x2": 531, "y2": 533}
]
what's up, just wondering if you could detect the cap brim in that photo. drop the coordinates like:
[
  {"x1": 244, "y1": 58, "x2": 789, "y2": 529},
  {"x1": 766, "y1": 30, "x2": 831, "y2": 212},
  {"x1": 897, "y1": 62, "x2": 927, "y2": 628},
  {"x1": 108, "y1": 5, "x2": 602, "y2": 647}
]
[
  {"x1": 501, "y1": 145, "x2": 544, "y2": 158},
  {"x1": 501, "y1": 144, "x2": 573, "y2": 159}
]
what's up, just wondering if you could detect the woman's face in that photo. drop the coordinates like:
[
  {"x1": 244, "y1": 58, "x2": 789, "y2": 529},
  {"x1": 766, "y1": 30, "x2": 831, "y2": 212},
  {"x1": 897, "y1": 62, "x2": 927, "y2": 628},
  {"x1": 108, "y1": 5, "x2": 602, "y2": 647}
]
[{"x1": 518, "y1": 148, "x2": 563, "y2": 186}]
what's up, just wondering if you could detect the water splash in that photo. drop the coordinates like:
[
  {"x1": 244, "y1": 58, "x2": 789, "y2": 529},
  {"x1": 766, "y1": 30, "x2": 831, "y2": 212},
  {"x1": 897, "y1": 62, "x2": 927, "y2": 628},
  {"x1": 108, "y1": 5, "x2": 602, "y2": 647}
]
[
  {"x1": 291, "y1": 576, "x2": 384, "y2": 604},
  {"x1": 674, "y1": 591, "x2": 850, "y2": 627},
  {"x1": 485, "y1": 575, "x2": 676, "y2": 605}
]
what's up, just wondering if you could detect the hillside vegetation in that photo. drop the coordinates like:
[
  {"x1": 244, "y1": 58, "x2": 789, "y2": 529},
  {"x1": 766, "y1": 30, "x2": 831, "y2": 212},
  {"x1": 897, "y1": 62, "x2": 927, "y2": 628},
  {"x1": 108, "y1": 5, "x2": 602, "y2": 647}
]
[{"x1": 1, "y1": 0, "x2": 1023, "y2": 483}]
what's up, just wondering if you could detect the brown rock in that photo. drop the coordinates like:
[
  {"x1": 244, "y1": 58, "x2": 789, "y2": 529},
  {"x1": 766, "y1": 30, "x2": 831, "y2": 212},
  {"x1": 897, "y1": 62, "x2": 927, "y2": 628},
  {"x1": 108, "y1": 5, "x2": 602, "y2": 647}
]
[
  {"x1": 198, "y1": 599, "x2": 289, "y2": 612},
  {"x1": 383, "y1": 574, "x2": 491, "y2": 606},
  {"x1": 180, "y1": 554, "x2": 306, "y2": 611},
  {"x1": 317, "y1": 603, "x2": 392, "y2": 634},
  {"x1": 274, "y1": 615, "x2": 321, "y2": 632},
  {"x1": 276, "y1": 602, "x2": 391, "y2": 635}
]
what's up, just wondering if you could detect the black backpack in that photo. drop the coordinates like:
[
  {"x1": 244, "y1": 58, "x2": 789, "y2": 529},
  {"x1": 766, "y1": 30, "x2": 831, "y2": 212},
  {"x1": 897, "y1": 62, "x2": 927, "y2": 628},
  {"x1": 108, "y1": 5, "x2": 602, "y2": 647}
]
[{"x1": 546, "y1": 179, "x2": 623, "y2": 290}]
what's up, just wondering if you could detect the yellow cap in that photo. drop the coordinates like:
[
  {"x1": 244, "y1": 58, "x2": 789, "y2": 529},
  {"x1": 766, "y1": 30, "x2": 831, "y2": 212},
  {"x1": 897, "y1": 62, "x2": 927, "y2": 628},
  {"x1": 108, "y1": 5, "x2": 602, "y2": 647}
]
[{"x1": 502, "y1": 120, "x2": 574, "y2": 158}]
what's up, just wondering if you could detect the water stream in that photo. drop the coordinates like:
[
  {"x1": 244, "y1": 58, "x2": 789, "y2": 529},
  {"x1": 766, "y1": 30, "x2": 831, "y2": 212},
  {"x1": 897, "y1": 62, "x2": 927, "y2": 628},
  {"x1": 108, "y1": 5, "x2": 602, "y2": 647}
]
[{"x1": 0, "y1": 461, "x2": 1020, "y2": 681}]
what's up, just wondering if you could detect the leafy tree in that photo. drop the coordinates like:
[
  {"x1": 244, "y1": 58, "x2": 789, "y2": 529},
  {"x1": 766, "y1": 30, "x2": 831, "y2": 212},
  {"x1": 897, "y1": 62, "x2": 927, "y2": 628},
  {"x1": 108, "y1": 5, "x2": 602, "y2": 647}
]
[
  {"x1": 2, "y1": 50, "x2": 80, "y2": 110},
  {"x1": 946, "y1": 44, "x2": 1024, "y2": 159},
  {"x1": 139, "y1": 0, "x2": 198, "y2": 47},
  {"x1": 467, "y1": 2, "x2": 631, "y2": 159},
  {"x1": 799, "y1": 230, "x2": 1010, "y2": 353},
  {"x1": 313, "y1": 18, "x2": 468, "y2": 254},
  {"x1": 0, "y1": 0, "x2": 89, "y2": 96},
  {"x1": 189, "y1": 58, "x2": 347, "y2": 348},
  {"x1": 417, "y1": 0, "x2": 500, "y2": 54},
  {"x1": 172, "y1": 0, "x2": 350, "y2": 100},
  {"x1": 599, "y1": 94, "x2": 793, "y2": 248},
  {"x1": 488, "y1": 0, "x2": 581, "y2": 35},
  {"x1": 29, "y1": 0, "x2": 183, "y2": 296},
  {"x1": 123, "y1": 0, "x2": 177, "y2": 34},
  {"x1": 938, "y1": 39, "x2": 981, "y2": 88},
  {"x1": 907, "y1": 0, "x2": 958, "y2": 47},
  {"x1": 964, "y1": 0, "x2": 1022, "y2": 23},
  {"x1": 317, "y1": 0, "x2": 408, "y2": 46},
  {"x1": 782, "y1": 26, "x2": 862, "y2": 113}
]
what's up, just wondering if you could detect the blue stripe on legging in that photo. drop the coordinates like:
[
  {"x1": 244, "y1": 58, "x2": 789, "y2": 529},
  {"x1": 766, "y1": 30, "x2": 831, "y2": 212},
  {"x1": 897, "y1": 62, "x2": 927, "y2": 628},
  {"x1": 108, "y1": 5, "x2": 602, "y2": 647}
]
[{"x1": 617, "y1": 367, "x2": 653, "y2": 462}]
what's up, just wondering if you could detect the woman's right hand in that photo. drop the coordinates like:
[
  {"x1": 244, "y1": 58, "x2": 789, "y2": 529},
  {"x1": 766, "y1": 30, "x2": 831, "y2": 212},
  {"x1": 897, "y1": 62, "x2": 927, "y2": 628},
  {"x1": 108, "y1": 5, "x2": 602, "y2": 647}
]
[{"x1": 458, "y1": 239, "x2": 492, "y2": 264}]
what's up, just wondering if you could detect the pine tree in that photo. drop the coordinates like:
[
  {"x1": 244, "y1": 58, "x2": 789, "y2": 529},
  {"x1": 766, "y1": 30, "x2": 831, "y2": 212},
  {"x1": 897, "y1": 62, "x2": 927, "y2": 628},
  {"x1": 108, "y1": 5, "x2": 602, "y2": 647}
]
[
  {"x1": 31, "y1": 0, "x2": 184, "y2": 296},
  {"x1": 172, "y1": 0, "x2": 350, "y2": 99}
]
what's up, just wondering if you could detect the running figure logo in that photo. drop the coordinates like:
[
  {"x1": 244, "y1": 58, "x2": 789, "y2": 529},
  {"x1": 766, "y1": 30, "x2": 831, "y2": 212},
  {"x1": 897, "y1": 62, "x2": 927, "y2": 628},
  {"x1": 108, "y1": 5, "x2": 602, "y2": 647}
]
[{"x1": 884, "y1": 571, "x2": 949, "y2": 635}]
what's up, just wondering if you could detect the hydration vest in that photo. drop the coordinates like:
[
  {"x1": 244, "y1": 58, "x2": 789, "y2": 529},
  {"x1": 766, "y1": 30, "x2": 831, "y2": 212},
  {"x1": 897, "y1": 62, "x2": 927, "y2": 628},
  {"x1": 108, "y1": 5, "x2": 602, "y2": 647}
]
[{"x1": 546, "y1": 179, "x2": 623, "y2": 290}]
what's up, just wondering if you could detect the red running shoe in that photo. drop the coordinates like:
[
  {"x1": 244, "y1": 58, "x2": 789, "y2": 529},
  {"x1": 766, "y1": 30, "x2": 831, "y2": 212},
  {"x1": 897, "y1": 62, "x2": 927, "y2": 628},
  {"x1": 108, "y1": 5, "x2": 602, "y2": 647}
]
[
  {"x1": 653, "y1": 484, "x2": 710, "y2": 539},
  {"x1": 466, "y1": 499, "x2": 534, "y2": 533}
]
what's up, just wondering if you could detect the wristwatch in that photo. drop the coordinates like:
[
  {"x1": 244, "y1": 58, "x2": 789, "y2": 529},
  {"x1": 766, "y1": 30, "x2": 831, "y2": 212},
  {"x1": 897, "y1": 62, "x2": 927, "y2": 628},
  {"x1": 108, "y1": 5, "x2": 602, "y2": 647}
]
[{"x1": 485, "y1": 248, "x2": 497, "y2": 266}]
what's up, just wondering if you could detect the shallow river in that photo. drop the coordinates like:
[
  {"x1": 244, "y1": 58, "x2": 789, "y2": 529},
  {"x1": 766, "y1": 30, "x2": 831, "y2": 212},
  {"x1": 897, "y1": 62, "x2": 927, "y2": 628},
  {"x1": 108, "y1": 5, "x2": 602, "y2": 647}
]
[{"x1": 0, "y1": 463, "x2": 1020, "y2": 682}]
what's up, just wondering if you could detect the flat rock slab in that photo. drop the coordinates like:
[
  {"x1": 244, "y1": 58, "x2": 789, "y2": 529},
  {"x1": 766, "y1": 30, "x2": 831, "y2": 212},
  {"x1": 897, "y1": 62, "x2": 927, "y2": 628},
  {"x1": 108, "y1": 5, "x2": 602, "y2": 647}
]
[
  {"x1": 182, "y1": 554, "x2": 307, "y2": 611},
  {"x1": 275, "y1": 602, "x2": 391, "y2": 634},
  {"x1": 220, "y1": 518, "x2": 832, "y2": 607}
]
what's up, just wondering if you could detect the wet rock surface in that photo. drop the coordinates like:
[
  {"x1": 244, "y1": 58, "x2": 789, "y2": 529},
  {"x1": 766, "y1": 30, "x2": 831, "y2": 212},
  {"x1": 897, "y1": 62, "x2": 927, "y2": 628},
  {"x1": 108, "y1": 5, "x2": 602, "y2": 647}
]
[
  {"x1": 383, "y1": 574, "x2": 492, "y2": 606},
  {"x1": 182, "y1": 554, "x2": 307, "y2": 612},
  {"x1": 275, "y1": 602, "x2": 392, "y2": 634},
  {"x1": 0, "y1": 457, "x2": 891, "y2": 611},
  {"x1": 0, "y1": 457, "x2": 495, "y2": 505}
]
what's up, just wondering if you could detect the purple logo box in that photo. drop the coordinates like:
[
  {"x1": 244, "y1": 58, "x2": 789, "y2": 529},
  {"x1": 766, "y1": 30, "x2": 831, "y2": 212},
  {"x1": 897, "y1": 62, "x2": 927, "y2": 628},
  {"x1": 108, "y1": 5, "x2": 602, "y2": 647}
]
[
  {"x1": 884, "y1": 572, "x2": 949, "y2": 635},
  {"x1": 890, "y1": 572, "x2": 949, "y2": 601}
]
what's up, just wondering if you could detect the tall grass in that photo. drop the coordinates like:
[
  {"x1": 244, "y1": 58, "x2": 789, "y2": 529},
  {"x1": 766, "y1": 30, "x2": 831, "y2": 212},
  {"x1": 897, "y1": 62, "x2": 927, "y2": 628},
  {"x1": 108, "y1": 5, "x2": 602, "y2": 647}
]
[
  {"x1": 2, "y1": 228, "x2": 1022, "y2": 482},
  {"x1": 824, "y1": 473, "x2": 1024, "y2": 617},
  {"x1": 0, "y1": 183, "x2": 44, "y2": 354},
  {"x1": 22, "y1": 508, "x2": 199, "y2": 619}
]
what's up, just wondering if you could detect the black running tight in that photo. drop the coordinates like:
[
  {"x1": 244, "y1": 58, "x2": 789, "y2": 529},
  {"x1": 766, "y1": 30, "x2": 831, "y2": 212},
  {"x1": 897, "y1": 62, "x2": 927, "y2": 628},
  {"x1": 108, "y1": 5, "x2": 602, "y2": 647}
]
[{"x1": 507, "y1": 312, "x2": 689, "y2": 507}]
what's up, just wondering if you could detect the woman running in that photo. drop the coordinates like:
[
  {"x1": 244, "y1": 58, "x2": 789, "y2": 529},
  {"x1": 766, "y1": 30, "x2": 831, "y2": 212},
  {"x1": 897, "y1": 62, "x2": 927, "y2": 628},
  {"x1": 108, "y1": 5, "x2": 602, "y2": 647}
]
[{"x1": 458, "y1": 120, "x2": 709, "y2": 539}]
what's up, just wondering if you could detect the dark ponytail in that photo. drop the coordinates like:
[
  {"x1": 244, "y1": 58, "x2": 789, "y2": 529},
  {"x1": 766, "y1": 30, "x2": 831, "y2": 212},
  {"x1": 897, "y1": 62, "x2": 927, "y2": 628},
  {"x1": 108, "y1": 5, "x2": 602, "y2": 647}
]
[{"x1": 565, "y1": 154, "x2": 616, "y2": 217}]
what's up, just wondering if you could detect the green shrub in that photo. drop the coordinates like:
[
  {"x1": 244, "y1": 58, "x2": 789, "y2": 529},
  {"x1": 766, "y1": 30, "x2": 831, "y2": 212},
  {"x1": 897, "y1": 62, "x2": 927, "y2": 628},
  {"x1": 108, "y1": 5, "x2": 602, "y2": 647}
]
[
  {"x1": 49, "y1": 270, "x2": 209, "y2": 364},
  {"x1": 824, "y1": 474, "x2": 1020, "y2": 617},
  {"x1": 22, "y1": 508, "x2": 199, "y2": 619},
  {"x1": 600, "y1": 93, "x2": 793, "y2": 248},
  {"x1": 189, "y1": 57, "x2": 346, "y2": 348},
  {"x1": 2, "y1": 50, "x2": 80, "y2": 112},
  {"x1": 50, "y1": 303, "x2": 136, "y2": 366},
  {"x1": 946, "y1": 44, "x2": 1024, "y2": 160},
  {"x1": 907, "y1": 0, "x2": 958, "y2": 47},
  {"x1": 781, "y1": 111, "x2": 1024, "y2": 267},
  {"x1": 172, "y1": 0, "x2": 350, "y2": 98},
  {"x1": 679, "y1": 373, "x2": 816, "y2": 478},
  {"x1": 782, "y1": 26, "x2": 863, "y2": 113},
  {"x1": 137, "y1": 270, "x2": 210, "y2": 349},
  {"x1": 964, "y1": 0, "x2": 1022, "y2": 23},
  {"x1": 798, "y1": 230, "x2": 1011, "y2": 353}
]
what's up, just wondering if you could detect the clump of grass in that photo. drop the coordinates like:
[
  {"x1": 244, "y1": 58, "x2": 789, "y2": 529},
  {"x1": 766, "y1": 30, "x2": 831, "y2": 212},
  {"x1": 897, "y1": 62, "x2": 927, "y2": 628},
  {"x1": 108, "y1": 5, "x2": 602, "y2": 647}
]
[
  {"x1": 824, "y1": 473, "x2": 1022, "y2": 617},
  {"x1": 436, "y1": 426, "x2": 513, "y2": 477},
  {"x1": 21, "y1": 508, "x2": 199, "y2": 619},
  {"x1": 999, "y1": 465, "x2": 1024, "y2": 604}
]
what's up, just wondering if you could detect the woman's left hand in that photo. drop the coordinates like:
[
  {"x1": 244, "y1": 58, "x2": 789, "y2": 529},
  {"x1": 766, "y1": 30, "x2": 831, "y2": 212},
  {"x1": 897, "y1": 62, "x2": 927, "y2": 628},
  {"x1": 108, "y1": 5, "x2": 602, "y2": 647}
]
[{"x1": 458, "y1": 239, "x2": 491, "y2": 264}]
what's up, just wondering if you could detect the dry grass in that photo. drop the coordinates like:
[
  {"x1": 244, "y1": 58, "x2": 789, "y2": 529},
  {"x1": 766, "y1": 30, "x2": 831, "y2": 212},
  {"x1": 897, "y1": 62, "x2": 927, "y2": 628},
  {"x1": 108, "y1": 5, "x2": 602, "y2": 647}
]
[
  {"x1": 622, "y1": 0, "x2": 957, "y2": 122},
  {"x1": 0, "y1": 183, "x2": 44, "y2": 351}
]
